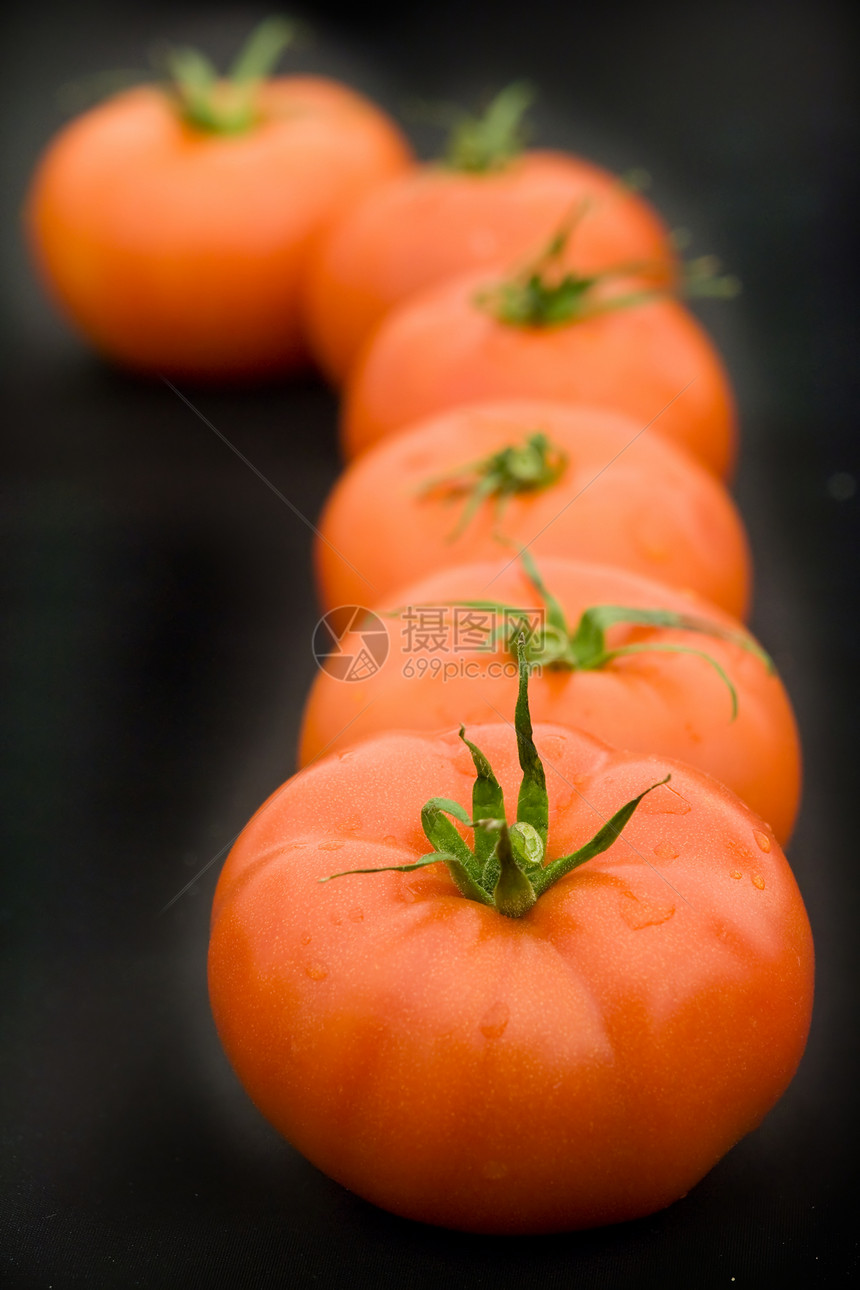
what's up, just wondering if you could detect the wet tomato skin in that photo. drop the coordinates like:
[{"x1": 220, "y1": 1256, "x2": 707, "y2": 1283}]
[{"x1": 208, "y1": 721, "x2": 814, "y2": 1233}]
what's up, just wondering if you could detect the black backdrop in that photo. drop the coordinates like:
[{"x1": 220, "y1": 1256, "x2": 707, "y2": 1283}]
[{"x1": 2, "y1": 1, "x2": 858, "y2": 1285}]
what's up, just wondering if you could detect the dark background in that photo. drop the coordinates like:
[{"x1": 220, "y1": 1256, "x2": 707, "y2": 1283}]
[{"x1": 2, "y1": 1, "x2": 858, "y2": 1285}]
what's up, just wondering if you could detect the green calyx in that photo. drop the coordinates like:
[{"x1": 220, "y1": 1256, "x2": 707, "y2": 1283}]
[
  {"x1": 441, "y1": 82, "x2": 534, "y2": 173},
  {"x1": 475, "y1": 206, "x2": 659, "y2": 328},
  {"x1": 419, "y1": 432, "x2": 568, "y2": 540},
  {"x1": 162, "y1": 16, "x2": 295, "y2": 135},
  {"x1": 454, "y1": 549, "x2": 774, "y2": 720},
  {"x1": 321, "y1": 639, "x2": 668, "y2": 918},
  {"x1": 476, "y1": 210, "x2": 741, "y2": 328}
]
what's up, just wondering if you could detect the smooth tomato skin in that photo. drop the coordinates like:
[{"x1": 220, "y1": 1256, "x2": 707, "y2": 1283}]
[
  {"x1": 341, "y1": 270, "x2": 736, "y2": 477},
  {"x1": 317, "y1": 399, "x2": 752, "y2": 618},
  {"x1": 26, "y1": 78, "x2": 411, "y2": 381},
  {"x1": 300, "y1": 558, "x2": 801, "y2": 843},
  {"x1": 302, "y1": 149, "x2": 676, "y2": 384},
  {"x1": 209, "y1": 722, "x2": 814, "y2": 1233}
]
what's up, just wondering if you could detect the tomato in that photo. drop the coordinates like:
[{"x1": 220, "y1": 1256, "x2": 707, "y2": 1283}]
[
  {"x1": 25, "y1": 22, "x2": 411, "y2": 381},
  {"x1": 341, "y1": 263, "x2": 736, "y2": 477},
  {"x1": 317, "y1": 399, "x2": 751, "y2": 619},
  {"x1": 210, "y1": 655, "x2": 813, "y2": 1233},
  {"x1": 300, "y1": 556, "x2": 801, "y2": 842},
  {"x1": 302, "y1": 84, "x2": 675, "y2": 383}
]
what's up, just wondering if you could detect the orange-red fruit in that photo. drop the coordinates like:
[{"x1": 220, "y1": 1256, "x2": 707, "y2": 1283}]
[
  {"x1": 317, "y1": 400, "x2": 751, "y2": 618},
  {"x1": 341, "y1": 270, "x2": 736, "y2": 477},
  {"x1": 301, "y1": 557, "x2": 801, "y2": 843},
  {"x1": 302, "y1": 150, "x2": 676, "y2": 384},
  {"x1": 26, "y1": 78, "x2": 411, "y2": 381},
  {"x1": 209, "y1": 721, "x2": 814, "y2": 1232}
]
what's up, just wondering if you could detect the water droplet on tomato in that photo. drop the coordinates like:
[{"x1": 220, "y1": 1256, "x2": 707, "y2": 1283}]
[
  {"x1": 653, "y1": 841, "x2": 679, "y2": 861},
  {"x1": 341, "y1": 817, "x2": 362, "y2": 833},
  {"x1": 348, "y1": 907, "x2": 364, "y2": 923},
  {"x1": 318, "y1": 840, "x2": 343, "y2": 852},
  {"x1": 300, "y1": 933, "x2": 312, "y2": 946},
  {"x1": 382, "y1": 834, "x2": 398, "y2": 846},
  {"x1": 305, "y1": 962, "x2": 328, "y2": 981},
  {"x1": 541, "y1": 735, "x2": 566, "y2": 760},
  {"x1": 729, "y1": 870, "x2": 743, "y2": 881},
  {"x1": 620, "y1": 892, "x2": 676, "y2": 929},
  {"x1": 753, "y1": 830, "x2": 772, "y2": 853},
  {"x1": 479, "y1": 1001, "x2": 510, "y2": 1039},
  {"x1": 751, "y1": 873, "x2": 766, "y2": 890}
]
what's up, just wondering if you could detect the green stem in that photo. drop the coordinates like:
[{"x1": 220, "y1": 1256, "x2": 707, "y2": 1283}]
[
  {"x1": 449, "y1": 550, "x2": 772, "y2": 720},
  {"x1": 420, "y1": 432, "x2": 568, "y2": 541},
  {"x1": 443, "y1": 82, "x2": 534, "y2": 173},
  {"x1": 492, "y1": 822, "x2": 537, "y2": 917},
  {"x1": 475, "y1": 213, "x2": 739, "y2": 328},
  {"x1": 321, "y1": 639, "x2": 666, "y2": 918},
  {"x1": 163, "y1": 16, "x2": 295, "y2": 134}
]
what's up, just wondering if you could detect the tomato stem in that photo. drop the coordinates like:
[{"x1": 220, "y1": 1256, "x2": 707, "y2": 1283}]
[
  {"x1": 443, "y1": 82, "x2": 534, "y2": 173},
  {"x1": 448, "y1": 549, "x2": 772, "y2": 719},
  {"x1": 419, "y1": 432, "x2": 568, "y2": 540},
  {"x1": 321, "y1": 638, "x2": 667, "y2": 917},
  {"x1": 475, "y1": 212, "x2": 740, "y2": 326},
  {"x1": 162, "y1": 17, "x2": 296, "y2": 135}
]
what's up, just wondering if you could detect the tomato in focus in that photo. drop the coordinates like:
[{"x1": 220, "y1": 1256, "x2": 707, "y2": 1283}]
[{"x1": 209, "y1": 715, "x2": 813, "y2": 1233}]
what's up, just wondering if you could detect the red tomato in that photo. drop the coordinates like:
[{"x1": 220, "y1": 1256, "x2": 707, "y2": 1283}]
[
  {"x1": 341, "y1": 267, "x2": 736, "y2": 477},
  {"x1": 317, "y1": 399, "x2": 751, "y2": 618},
  {"x1": 209, "y1": 699, "x2": 813, "y2": 1233},
  {"x1": 26, "y1": 31, "x2": 411, "y2": 381},
  {"x1": 300, "y1": 557, "x2": 801, "y2": 842},
  {"x1": 302, "y1": 122, "x2": 676, "y2": 383}
]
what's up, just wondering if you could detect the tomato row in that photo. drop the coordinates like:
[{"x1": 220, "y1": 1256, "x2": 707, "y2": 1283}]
[{"x1": 28, "y1": 22, "x2": 813, "y2": 1237}]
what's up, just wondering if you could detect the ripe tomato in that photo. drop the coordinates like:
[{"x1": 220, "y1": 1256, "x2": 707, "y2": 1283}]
[
  {"x1": 317, "y1": 399, "x2": 751, "y2": 619},
  {"x1": 210, "y1": 664, "x2": 813, "y2": 1233},
  {"x1": 26, "y1": 25, "x2": 411, "y2": 381},
  {"x1": 341, "y1": 266, "x2": 735, "y2": 477},
  {"x1": 302, "y1": 84, "x2": 675, "y2": 383},
  {"x1": 300, "y1": 556, "x2": 800, "y2": 842}
]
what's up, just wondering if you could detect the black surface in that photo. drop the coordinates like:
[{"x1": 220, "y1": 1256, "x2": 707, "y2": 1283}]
[{"x1": 2, "y1": 1, "x2": 858, "y2": 1285}]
